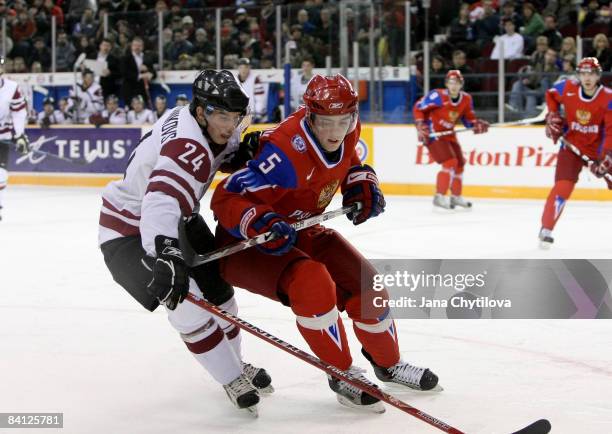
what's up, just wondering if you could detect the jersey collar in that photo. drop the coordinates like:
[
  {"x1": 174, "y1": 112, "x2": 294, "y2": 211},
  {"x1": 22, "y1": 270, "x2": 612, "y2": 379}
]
[
  {"x1": 300, "y1": 117, "x2": 344, "y2": 168},
  {"x1": 579, "y1": 84, "x2": 603, "y2": 102}
]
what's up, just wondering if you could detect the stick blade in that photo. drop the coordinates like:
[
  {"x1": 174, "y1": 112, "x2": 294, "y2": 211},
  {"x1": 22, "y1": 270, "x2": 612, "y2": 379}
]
[{"x1": 511, "y1": 419, "x2": 551, "y2": 434}]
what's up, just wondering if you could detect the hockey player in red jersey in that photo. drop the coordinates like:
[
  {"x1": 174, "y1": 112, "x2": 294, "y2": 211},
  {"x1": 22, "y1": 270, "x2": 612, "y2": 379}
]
[
  {"x1": 413, "y1": 70, "x2": 490, "y2": 209},
  {"x1": 539, "y1": 57, "x2": 612, "y2": 248},
  {"x1": 98, "y1": 70, "x2": 272, "y2": 414},
  {"x1": 0, "y1": 56, "x2": 30, "y2": 221},
  {"x1": 211, "y1": 74, "x2": 439, "y2": 413}
]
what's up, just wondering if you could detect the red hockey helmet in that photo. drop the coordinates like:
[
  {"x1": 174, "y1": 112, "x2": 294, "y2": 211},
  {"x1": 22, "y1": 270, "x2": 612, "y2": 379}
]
[
  {"x1": 576, "y1": 57, "x2": 602, "y2": 75},
  {"x1": 302, "y1": 74, "x2": 358, "y2": 116},
  {"x1": 445, "y1": 69, "x2": 464, "y2": 84}
]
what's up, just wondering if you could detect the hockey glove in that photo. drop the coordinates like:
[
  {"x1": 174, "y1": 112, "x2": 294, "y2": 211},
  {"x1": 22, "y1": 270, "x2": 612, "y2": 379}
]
[
  {"x1": 148, "y1": 236, "x2": 190, "y2": 310},
  {"x1": 590, "y1": 151, "x2": 612, "y2": 178},
  {"x1": 220, "y1": 131, "x2": 262, "y2": 173},
  {"x1": 472, "y1": 118, "x2": 489, "y2": 134},
  {"x1": 545, "y1": 111, "x2": 563, "y2": 144},
  {"x1": 415, "y1": 120, "x2": 431, "y2": 145},
  {"x1": 342, "y1": 164, "x2": 386, "y2": 225},
  {"x1": 243, "y1": 208, "x2": 296, "y2": 255},
  {"x1": 14, "y1": 134, "x2": 30, "y2": 155}
]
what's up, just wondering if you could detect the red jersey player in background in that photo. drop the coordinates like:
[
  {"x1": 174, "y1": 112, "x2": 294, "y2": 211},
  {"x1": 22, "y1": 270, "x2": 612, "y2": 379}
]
[
  {"x1": 211, "y1": 74, "x2": 439, "y2": 413},
  {"x1": 540, "y1": 57, "x2": 612, "y2": 248},
  {"x1": 413, "y1": 70, "x2": 490, "y2": 210}
]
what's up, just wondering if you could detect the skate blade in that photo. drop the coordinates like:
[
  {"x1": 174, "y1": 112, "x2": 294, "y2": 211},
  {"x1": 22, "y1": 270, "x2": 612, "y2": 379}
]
[
  {"x1": 382, "y1": 382, "x2": 444, "y2": 393},
  {"x1": 257, "y1": 384, "x2": 275, "y2": 395},
  {"x1": 432, "y1": 205, "x2": 455, "y2": 213},
  {"x1": 336, "y1": 395, "x2": 386, "y2": 414},
  {"x1": 452, "y1": 204, "x2": 472, "y2": 212},
  {"x1": 243, "y1": 405, "x2": 259, "y2": 418},
  {"x1": 538, "y1": 240, "x2": 552, "y2": 250}
]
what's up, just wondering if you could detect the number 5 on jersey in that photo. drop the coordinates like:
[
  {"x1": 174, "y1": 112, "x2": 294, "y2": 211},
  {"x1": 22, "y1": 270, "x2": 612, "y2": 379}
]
[{"x1": 259, "y1": 153, "x2": 281, "y2": 174}]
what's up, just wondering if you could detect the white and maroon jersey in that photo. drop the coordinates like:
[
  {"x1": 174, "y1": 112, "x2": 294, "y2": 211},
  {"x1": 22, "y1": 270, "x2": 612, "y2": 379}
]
[
  {"x1": 290, "y1": 71, "x2": 313, "y2": 111},
  {"x1": 127, "y1": 108, "x2": 155, "y2": 125},
  {"x1": 67, "y1": 82, "x2": 104, "y2": 124},
  {"x1": 102, "y1": 108, "x2": 128, "y2": 125},
  {"x1": 37, "y1": 109, "x2": 70, "y2": 126},
  {"x1": 235, "y1": 71, "x2": 267, "y2": 121},
  {"x1": 57, "y1": 110, "x2": 74, "y2": 124},
  {"x1": 98, "y1": 106, "x2": 242, "y2": 255},
  {"x1": 0, "y1": 77, "x2": 27, "y2": 140}
]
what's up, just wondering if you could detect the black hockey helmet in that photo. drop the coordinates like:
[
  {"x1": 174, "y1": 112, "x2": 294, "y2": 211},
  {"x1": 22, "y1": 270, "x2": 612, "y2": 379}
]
[{"x1": 190, "y1": 69, "x2": 250, "y2": 117}]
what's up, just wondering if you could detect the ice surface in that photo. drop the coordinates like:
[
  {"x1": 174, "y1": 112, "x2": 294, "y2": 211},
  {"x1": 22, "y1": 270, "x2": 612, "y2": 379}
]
[{"x1": 1, "y1": 186, "x2": 611, "y2": 433}]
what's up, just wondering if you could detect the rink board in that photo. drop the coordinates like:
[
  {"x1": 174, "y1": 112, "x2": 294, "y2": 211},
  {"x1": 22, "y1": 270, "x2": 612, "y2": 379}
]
[{"x1": 7, "y1": 125, "x2": 612, "y2": 201}]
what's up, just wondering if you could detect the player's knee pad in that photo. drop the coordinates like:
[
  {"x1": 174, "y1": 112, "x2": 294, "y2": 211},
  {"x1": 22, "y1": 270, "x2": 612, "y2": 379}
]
[
  {"x1": 167, "y1": 281, "x2": 217, "y2": 334},
  {"x1": 442, "y1": 158, "x2": 458, "y2": 172},
  {"x1": 553, "y1": 180, "x2": 575, "y2": 199},
  {"x1": 282, "y1": 259, "x2": 337, "y2": 317}
]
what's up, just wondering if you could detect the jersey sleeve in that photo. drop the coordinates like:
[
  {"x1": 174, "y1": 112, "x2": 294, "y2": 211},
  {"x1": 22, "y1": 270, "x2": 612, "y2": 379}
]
[
  {"x1": 604, "y1": 97, "x2": 612, "y2": 152},
  {"x1": 546, "y1": 79, "x2": 566, "y2": 113},
  {"x1": 412, "y1": 90, "x2": 443, "y2": 122},
  {"x1": 460, "y1": 93, "x2": 477, "y2": 128},
  {"x1": 211, "y1": 141, "x2": 298, "y2": 239},
  {"x1": 140, "y1": 137, "x2": 211, "y2": 255},
  {"x1": 10, "y1": 86, "x2": 27, "y2": 136}
]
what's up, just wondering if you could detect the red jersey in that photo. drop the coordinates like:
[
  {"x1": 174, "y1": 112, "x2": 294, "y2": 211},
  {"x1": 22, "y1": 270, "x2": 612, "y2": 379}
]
[
  {"x1": 546, "y1": 79, "x2": 612, "y2": 157},
  {"x1": 412, "y1": 89, "x2": 477, "y2": 141},
  {"x1": 211, "y1": 107, "x2": 361, "y2": 239}
]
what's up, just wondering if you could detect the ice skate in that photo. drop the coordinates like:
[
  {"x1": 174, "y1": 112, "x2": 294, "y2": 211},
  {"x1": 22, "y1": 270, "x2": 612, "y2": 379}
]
[
  {"x1": 538, "y1": 228, "x2": 554, "y2": 250},
  {"x1": 450, "y1": 195, "x2": 472, "y2": 209},
  {"x1": 363, "y1": 350, "x2": 440, "y2": 392},
  {"x1": 433, "y1": 193, "x2": 454, "y2": 211},
  {"x1": 327, "y1": 366, "x2": 385, "y2": 414},
  {"x1": 223, "y1": 373, "x2": 260, "y2": 416},
  {"x1": 242, "y1": 361, "x2": 274, "y2": 394}
]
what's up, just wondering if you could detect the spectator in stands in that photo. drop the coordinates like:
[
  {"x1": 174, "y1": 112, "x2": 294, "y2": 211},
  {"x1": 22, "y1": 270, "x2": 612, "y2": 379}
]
[
  {"x1": 55, "y1": 30, "x2": 75, "y2": 72},
  {"x1": 582, "y1": 0, "x2": 609, "y2": 28},
  {"x1": 182, "y1": 15, "x2": 195, "y2": 41},
  {"x1": 74, "y1": 7, "x2": 98, "y2": 39},
  {"x1": 192, "y1": 28, "x2": 214, "y2": 68},
  {"x1": 541, "y1": 15, "x2": 562, "y2": 51},
  {"x1": 1, "y1": 57, "x2": 14, "y2": 73},
  {"x1": 559, "y1": 36, "x2": 576, "y2": 61},
  {"x1": 42, "y1": 0, "x2": 63, "y2": 29},
  {"x1": 67, "y1": 0, "x2": 96, "y2": 32},
  {"x1": 235, "y1": 7, "x2": 250, "y2": 34},
  {"x1": 30, "y1": 61, "x2": 43, "y2": 73},
  {"x1": 448, "y1": 3, "x2": 477, "y2": 56},
  {"x1": 558, "y1": 54, "x2": 576, "y2": 81},
  {"x1": 587, "y1": 34, "x2": 612, "y2": 72},
  {"x1": 12, "y1": 11, "x2": 36, "y2": 44},
  {"x1": 491, "y1": 18, "x2": 524, "y2": 60},
  {"x1": 543, "y1": 0, "x2": 574, "y2": 28},
  {"x1": 89, "y1": 38, "x2": 120, "y2": 99},
  {"x1": 168, "y1": 29, "x2": 193, "y2": 63},
  {"x1": 153, "y1": 95, "x2": 169, "y2": 121},
  {"x1": 314, "y1": 8, "x2": 338, "y2": 47},
  {"x1": 120, "y1": 36, "x2": 155, "y2": 108},
  {"x1": 12, "y1": 56, "x2": 28, "y2": 73},
  {"x1": 451, "y1": 49, "x2": 477, "y2": 91},
  {"x1": 174, "y1": 53, "x2": 195, "y2": 70},
  {"x1": 75, "y1": 35, "x2": 96, "y2": 61},
  {"x1": 296, "y1": 8, "x2": 316, "y2": 35},
  {"x1": 500, "y1": 1, "x2": 523, "y2": 28},
  {"x1": 521, "y1": 3, "x2": 544, "y2": 51},
  {"x1": 127, "y1": 95, "x2": 154, "y2": 125},
  {"x1": 474, "y1": 0, "x2": 500, "y2": 44},
  {"x1": 508, "y1": 48, "x2": 559, "y2": 115},
  {"x1": 29, "y1": 37, "x2": 51, "y2": 71},
  {"x1": 531, "y1": 36, "x2": 550, "y2": 68},
  {"x1": 430, "y1": 55, "x2": 448, "y2": 89}
]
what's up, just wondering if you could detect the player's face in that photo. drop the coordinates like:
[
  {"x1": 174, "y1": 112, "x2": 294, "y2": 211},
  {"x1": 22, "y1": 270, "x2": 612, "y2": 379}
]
[
  {"x1": 578, "y1": 71, "x2": 599, "y2": 91},
  {"x1": 446, "y1": 79, "x2": 462, "y2": 96},
  {"x1": 107, "y1": 100, "x2": 118, "y2": 112},
  {"x1": 311, "y1": 113, "x2": 355, "y2": 152},
  {"x1": 44, "y1": 104, "x2": 53, "y2": 114},
  {"x1": 132, "y1": 100, "x2": 144, "y2": 112},
  {"x1": 83, "y1": 74, "x2": 94, "y2": 87},
  {"x1": 155, "y1": 99, "x2": 166, "y2": 112},
  {"x1": 204, "y1": 108, "x2": 251, "y2": 144}
]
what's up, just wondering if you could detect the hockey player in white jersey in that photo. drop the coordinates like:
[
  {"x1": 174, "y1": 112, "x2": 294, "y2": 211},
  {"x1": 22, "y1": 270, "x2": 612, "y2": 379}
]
[
  {"x1": 98, "y1": 70, "x2": 270, "y2": 413},
  {"x1": 37, "y1": 97, "x2": 71, "y2": 128},
  {"x1": 234, "y1": 58, "x2": 267, "y2": 122},
  {"x1": 0, "y1": 56, "x2": 30, "y2": 221},
  {"x1": 100, "y1": 94, "x2": 127, "y2": 125},
  {"x1": 127, "y1": 95, "x2": 155, "y2": 125},
  {"x1": 67, "y1": 69, "x2": 104, "y2": 124}
]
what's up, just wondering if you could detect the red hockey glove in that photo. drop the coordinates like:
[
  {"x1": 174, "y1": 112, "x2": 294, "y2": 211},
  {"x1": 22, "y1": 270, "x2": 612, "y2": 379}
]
[
  {"x1": 590, "y1": 151, "x2": 612, "y2": 178},
  {"x1": 242, "y1": 207, "x2": 296, "y2": 255},
  {"x1": 545, "y1": 111, "x2": 563, "y2": 144},
  {"x1": 342, "y1": 164, "x2": 385, "y2": 225},
  {"x1": 415, "y1": 120, "x2": 431, "y2": 145},
  {"x1": 472, "y1": 118, "x2": 489, "y2": 134}
]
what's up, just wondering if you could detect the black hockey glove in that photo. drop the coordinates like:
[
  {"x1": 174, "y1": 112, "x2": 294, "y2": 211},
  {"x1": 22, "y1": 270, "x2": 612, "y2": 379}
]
[
  {"x1": 220, "y1": 130, "x2": 262, "y2": 172},
  {"x1": 14, "y1": 134, "x2": 30, "y2": 155},
  {"x1": 148, "y1": 236, "x2": 190, "y2": 310}
]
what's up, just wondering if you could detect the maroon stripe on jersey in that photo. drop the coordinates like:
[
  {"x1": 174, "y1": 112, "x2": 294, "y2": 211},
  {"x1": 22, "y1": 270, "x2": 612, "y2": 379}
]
[
  {"x1": 149, "y1": 169, "x2": 198, "y2": 204},
  {"x1": 102, "y1": 198, "x2": 141, "y2": 220},
  {"x1": 0, "y1": 185, "x2": 6, "y2": 190},
  {"x1": 183, "y1": 326, "x2": 224, "y2": 354},
  {"x1": 146, "y1": 181, "x2": 193, "y2": 215},
  {"x1": 0, "y1": 128, "x2": 13, "y2": 134},
  {"x1": 12, "y1": 88, "x2": 22, "y2": 99},
  {"x1": 10, "y1": 103, "x2": 27, "y2": 112},
  {"x1": 160, "y1": 138, "x2": 211, "y2": 183},
  {"x1": 225, "y1": 325, "x2": 240, "y2": 340},
  {"x1": 99, "y1": 211, "x2": 140, "y2": 236}
]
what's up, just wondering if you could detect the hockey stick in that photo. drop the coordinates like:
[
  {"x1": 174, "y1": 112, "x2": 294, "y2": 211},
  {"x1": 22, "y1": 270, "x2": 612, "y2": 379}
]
[
  {"x1": 562, "y1": 139, "x2": 612, "y2": 183},
  {"x1": 429, "y1": 106, "x2": 548, "y2": 139},
  {"x1": 185, "y1": 204, "x2": 358, "y2": 267},
  {"x1": 186, "y1": 294, "x2": 551, "y2": 434},
  {"x1": 0, "y1": 140, "x2": 88, "y2": 165}
]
